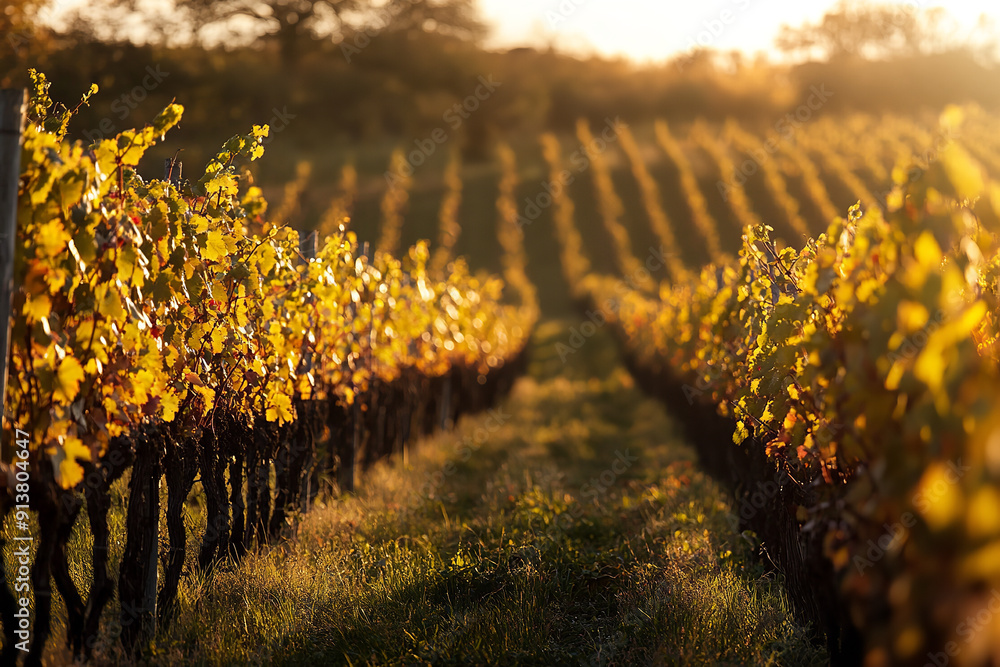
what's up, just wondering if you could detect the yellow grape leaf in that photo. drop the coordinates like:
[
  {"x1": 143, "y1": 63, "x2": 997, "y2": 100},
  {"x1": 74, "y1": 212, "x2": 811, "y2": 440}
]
[
  {"x1": 203, "y1": 231, "x2": 229, "y2": 262},
  {"x1": 191, "y1": 214, "x2": 210, "y2": 233},
  {"x1": 52, "y1": 436, "x2": 91, "y2": 489},
  {"x1": 210, "y1": 326, "x2": 226, "y2": 354},
  {"x1": 234, "y1": 301, "x2": 250, "y2": 329},
  {"x1": 204, "y1": 172, "x2": 238, "y2": 198},
  {"x1": 193, "y1": 384, "x2": 216, "y2": 416},
  {"x1": 733, "y1": 421, "x2": 749, "y2": 445},
  {"x1": 96, "y1": 283, "x2": 126, "y2": 321},
  {"x1": 151, "y1": 103, "x2": 184, "y2": 137},
  {"x1": 23, "y1": 293, "x2": 51, "y2": 321},
  {"x1": 103, "y1": 395, "x2": 118, "y2": 415},
  {"x1": 257, "y1": 243, "x2": 277, "y2": 276},
  {"x1": 211, "y1": 281, "x2": 228, "y2": 305},
  {"x1": 161, "y1": 390, "x2": 180, "y2": 422},
  {"x1": 265, "y1": 392, "x2": 294, "y2": 424},
  {"x1": 54, "y1": 356, "x2": 85, "y2": 403},
  {"x1": 116, "y1": 128, "x2": 157, "y2": 167},
  {"x1": 37, "y1": 219, "x2": 70, "y2": 257},
  {"x1": 130, "y1": 369, "x2": 156, "y2": 406},
  {"x1": 115, "y1": 245, "x2": 144, "y2": 287},
  {"x1": 121, "y1": 322, "x2": 143, "y2": 353}
]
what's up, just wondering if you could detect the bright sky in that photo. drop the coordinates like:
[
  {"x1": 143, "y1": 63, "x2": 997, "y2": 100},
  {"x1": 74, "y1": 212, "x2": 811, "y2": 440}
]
[
  {"x1": 477, "y1": 0, "x2": 999, "y2": 63},
  {"x1": 45, "y1": 0, "x2": 1000, "y2": 61}
]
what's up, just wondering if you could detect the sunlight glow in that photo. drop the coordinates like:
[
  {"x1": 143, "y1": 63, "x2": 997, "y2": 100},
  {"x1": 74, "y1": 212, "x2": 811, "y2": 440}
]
[{"x1": 478, "y1": 0, "x2": 1000, "y2": 63}]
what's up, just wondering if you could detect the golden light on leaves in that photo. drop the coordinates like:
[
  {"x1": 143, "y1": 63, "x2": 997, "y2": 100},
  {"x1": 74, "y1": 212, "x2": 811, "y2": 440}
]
[
  {"x1": 266, "y1": 392, "x2": 294, "y2": 425},
  {"x1": 563, "y1": 107, "x2": 1000, "y2": 663},
  {"x1": 915, "y1": 463, "x2": 963, "y2": 531},
  {"x1": 54, "y1": 356, "x2": 85, "y2": 403},
  {"x1": 202, "y1": 230, "x2": 229, "y2": 261},
  {"x1": 967, "y1": 487, "x2": 1000, "y2": 539},
  {"x1": 52, "y1": 436, "x2": 91, "y2": 489}
]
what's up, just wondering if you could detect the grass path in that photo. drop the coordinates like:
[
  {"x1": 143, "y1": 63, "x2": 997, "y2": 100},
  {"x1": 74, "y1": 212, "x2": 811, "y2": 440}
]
[{"x1": 91, "y1": 321, "x2": 826, "y2": 666}]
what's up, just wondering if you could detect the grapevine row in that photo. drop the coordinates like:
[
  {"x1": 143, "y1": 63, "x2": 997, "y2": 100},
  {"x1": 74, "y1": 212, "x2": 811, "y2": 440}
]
[
  {"x1": 555, "y1": 107, "x2": 1000, "y2": 662},
  {"x1": 723, "y1": 120, "x2": 813, "y2": 240},
  {"x1": 575, "y1": 119, "x2": 657, "y2": 291},
  {"x1": 653, "y1": 120, "x2": 725, "y2": 263},
  {"x1": 2, "y1": 73, "x2": 533, "y2": 661},
  {"x1": 616, "y1": 124, "x2": 688, "y2": 283}
]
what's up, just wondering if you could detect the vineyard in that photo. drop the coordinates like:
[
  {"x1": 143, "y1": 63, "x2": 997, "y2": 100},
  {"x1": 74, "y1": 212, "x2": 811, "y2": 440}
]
[{"x1": 4, "y1": 71, "x2": 1000, "y2": 666}]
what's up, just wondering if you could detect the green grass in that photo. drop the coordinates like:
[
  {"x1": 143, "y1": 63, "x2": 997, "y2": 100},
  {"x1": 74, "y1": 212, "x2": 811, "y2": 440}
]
[{"x1": 26, "y1": 321, "x2": 827, "y2": 665}]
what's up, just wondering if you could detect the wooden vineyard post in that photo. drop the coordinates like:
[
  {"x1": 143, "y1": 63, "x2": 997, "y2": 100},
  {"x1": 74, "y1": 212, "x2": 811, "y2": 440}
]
[
  {"x1": 163, "y1": 156, "x2": 181, "y2": 187},
  {"x1": 0, "y1": 89, "x2": 26, "y2": 423},
  {"x1": 299, "y1": 230, "x2": 317, "y2": 259}
]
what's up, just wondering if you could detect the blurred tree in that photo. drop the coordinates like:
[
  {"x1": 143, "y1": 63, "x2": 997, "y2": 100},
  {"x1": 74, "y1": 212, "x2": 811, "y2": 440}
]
[
  {"x1": 775, "y1": 1, "x2": 949, "y2": 60},
  {"x1": 37, "y1": 0, "x2": 484, "y2": 67},
  {"x1": 2, "y1": 0, "x2": 47, "y2": 36},
  {"x1": 1, "y1": 0, "x2": 53, "y2": 86},
  {"x1": 176, "y1": 0, "x2": 484, "y2": 66},
  {"x1": 370, "y1": 0, "x2": 484, "y2": 39},
  {"x1": 178, "y1": 0, "x2": 360, "y2": 65}
]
